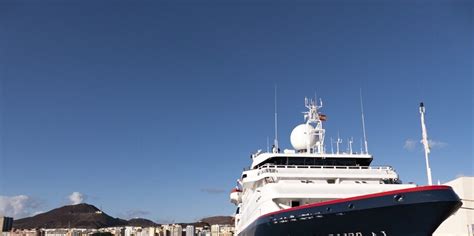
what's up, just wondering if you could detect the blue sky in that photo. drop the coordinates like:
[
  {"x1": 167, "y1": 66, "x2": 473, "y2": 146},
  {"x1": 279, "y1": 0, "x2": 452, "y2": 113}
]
[{"x1": 0, "y1": 0, "x2": 472, "y2": 222}]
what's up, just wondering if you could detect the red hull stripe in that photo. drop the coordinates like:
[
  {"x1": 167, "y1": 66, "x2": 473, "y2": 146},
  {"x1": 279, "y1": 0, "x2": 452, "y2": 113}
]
[{"x1": 259, "y1": 185, "x2": 451, "y2": 219}]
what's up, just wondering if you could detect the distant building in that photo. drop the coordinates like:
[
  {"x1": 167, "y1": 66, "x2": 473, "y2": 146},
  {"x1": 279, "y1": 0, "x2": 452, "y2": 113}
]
[
  {"x1": 67, "y1": 229, "x2": 91, "y2": 236},
  {"x1": 159, "y1": 228, "x2": 170, "y2": 236},
  {"x1": 434, "y1": 176, "x2": 474, "y2": 236},
  {"x1": 217, "y1": 225, "x2": 233, "y2": 235},
  {"x1": 147, "y1": 227, "x2": 157, "y2": 236},
  {"x1": 0, "y1": 217, "x2": 13, "y2": 232},
  {"x1": 196, "y1": 230, "x2": 209, "y2": 236},
  {"x1": 10, "y1": 229, "x2": 43, "y2": 236},
  {"x1": 124, "y1": 227, "x2": 134, "y2": 236},
  {"x1": 185, "y1": 226, "x2": 194, "y2": 236},
  {"x1": 44, "y1": 229, "x2": 68, "y2": 236},
  {"x1": 210, "y1": 225, "x2": 219, "y2": 236},
  {"x1": 159, "y1": 225, "x2": 170, "y2": 236},
  {"x1": 101, "y1": 227, "x2": 125, "y2": 236},
  {"x1": 135, "y1": 227, "x2": 155, "y2": 236},
  {"x1": 170, "y1": 225, "x2": 181, "y2": 236}
]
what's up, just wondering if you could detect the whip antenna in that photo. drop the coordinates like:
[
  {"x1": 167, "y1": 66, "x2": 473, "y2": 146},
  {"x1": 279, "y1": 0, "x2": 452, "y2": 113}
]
[
  {"x1": 266, "y1": 136, "x2": 270, "y2": 153},
  {"x1": 359, "y1": 89, "x2": 369, "y2": 154}
]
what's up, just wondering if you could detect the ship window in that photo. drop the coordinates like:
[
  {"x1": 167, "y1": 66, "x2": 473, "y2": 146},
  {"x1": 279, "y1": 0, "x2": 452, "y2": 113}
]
[
  {"x1": 290, "y1": 158, "x2": 306, "y2": 165},
  {"x1": 242, "y1": 174, "x2": 247, "y2": 179},
  {"x1": 291, "y1": 201, "x2": 300, "y2": 207},
  {"x1": 236, "y1": 207, "x2": 240, "y2": 214},
  {"x1": 327, "y1": 179, "x2": 336, "y2": 184},
  {"x1": 254, "y1": 156, "x2": 373, "y2": 169}
]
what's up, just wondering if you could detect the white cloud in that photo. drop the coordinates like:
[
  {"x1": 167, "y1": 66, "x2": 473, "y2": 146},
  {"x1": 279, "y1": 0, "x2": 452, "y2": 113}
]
[
  {"x1": 0, "y1": 195, "x2": 42, "y2": 219},
  {"x1": 120, "y1": 209, "x2": 150, "y2": 219},
  {"x1": 403, "y1": 139, "x2": 417, "y2": 151},
  {"x1": 404, "y1": 138, "x2": 447, "y2": 151},
  {"x1": 68, "y1": 192, "x2": 86, "y2": 205},
  {"x1": 428, "y1": 140, "x2": 448, "y2": 149}
]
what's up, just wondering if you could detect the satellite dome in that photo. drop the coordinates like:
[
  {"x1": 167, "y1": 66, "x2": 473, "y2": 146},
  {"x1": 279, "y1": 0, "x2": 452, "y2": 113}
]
[{"x1": 290, "y1": 124, "x2": 317, "y2": 151}]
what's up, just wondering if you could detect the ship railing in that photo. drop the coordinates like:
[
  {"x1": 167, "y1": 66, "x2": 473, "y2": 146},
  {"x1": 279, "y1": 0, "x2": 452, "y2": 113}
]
[{"x1": 257, "y1": 163, "x2": 393, "y2": 171}]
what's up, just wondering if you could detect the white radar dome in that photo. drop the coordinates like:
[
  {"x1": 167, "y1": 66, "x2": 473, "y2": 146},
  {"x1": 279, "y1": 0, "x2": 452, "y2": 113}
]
[{"x1": 290, "y1": 124, "x2": 317, "y2": 151}]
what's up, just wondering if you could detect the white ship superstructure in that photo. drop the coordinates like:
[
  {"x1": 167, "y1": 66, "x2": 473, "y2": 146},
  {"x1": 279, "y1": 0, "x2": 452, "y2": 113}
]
[{"x1": 230, "y1": 98, "x2": 461, "y2": 236}]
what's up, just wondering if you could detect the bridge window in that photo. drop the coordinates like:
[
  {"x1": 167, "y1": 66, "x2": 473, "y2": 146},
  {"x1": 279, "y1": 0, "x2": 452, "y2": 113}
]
[{"x1": 254, "y1": 156, "x2": 371, "y2": 169}]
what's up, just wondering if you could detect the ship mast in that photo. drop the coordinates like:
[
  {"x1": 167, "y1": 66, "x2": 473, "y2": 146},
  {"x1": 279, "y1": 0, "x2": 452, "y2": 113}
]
[
  {"x1": 274, "y1": 85, "x2": 279, "y2": 152},
  {"x1": 303, "y1": 97, "x2": 325, "y2": 154},
  {"x1": 359, "y1": 89, "x2": 369, "y2": 154},
  {"x1": 419, "y1": 102, "x2": 433, "y2": 186}
]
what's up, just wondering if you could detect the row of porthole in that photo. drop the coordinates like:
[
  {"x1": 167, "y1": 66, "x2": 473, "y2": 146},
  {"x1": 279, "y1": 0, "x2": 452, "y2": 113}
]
[
  {"x1": 324, "y1": 202, "x2": 354, "y2": 213},
  {"x1": 273, "y1": 195, "x2": 405, "y2": 223},
  {"x1": 270, "y1": 206, "x2": 349, "y2": 224},
  {"x1": 324, "y1": 194, "x2": 404, "y2": 213}
]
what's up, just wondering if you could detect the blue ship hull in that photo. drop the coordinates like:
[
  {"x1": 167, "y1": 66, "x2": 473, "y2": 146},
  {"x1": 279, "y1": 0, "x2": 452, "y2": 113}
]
[{"x1": 239, "y1": 186, "x2": 462, "y2": 236}]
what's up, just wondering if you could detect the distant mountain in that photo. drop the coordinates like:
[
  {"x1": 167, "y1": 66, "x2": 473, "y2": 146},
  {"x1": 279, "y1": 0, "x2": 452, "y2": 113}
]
[
  {"x1": 127, "y1": 218, "x2": 159, "y2": 227},
  {"x1": 13, "y1": 203, "x2": 127, "y2": 229},
  {"x1": 200, "y1": 216, "x2": 234, "y2": 225},
  {"x1": 13, "y1": 203, "x2": 233, "y2": 229}
]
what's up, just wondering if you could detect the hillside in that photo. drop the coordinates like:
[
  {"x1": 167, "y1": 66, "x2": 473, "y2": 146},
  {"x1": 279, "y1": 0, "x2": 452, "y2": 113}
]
[
  {"x1": 13, "y1": 204, "x2": 127, "y2": 229},
  {"x1": 13, "y1": 203, "x2": 231, "y2": 229},
  {"x1": 200, "y1": 216, "x2": 234, "y2": 225},
  {"x1": 127, "y1": 218, "x2": 159, "y2": 227}
]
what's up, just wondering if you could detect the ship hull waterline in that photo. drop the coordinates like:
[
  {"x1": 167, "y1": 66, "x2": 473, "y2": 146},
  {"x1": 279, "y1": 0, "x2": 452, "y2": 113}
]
[{"x1": 238, "y1": 186, "x2": 462, "y2": 236}]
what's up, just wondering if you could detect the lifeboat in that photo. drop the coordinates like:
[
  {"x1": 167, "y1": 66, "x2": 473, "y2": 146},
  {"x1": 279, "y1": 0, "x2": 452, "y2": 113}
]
[{"x1": 230, "y1": 188, "x2": 242, "y2": 205}]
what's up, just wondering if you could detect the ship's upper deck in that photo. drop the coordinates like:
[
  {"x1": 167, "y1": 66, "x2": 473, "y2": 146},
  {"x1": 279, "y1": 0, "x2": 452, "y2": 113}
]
[
  {"x1": 251, "y1": 152, "x2": 373, "y2": 169},
  {"x1": 248, "y1": 97, "x2": 375, "y2": 170}
]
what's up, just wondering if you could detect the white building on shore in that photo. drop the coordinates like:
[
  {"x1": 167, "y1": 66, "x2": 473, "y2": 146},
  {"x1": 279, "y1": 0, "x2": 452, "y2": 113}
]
[{"x1": 434, "y1": 176, "x2": 474, "y2": 236}]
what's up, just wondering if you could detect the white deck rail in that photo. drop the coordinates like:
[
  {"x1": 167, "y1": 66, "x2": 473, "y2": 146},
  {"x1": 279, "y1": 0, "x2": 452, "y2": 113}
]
[{"x1": 257, "y1": 163, "x2": 393, "y2": 171}]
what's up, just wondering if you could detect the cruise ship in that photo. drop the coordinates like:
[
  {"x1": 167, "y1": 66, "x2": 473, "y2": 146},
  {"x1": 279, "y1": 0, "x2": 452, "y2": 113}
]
[{"x1": 230, "y1": 98, "x2": 462, "y2": 236}]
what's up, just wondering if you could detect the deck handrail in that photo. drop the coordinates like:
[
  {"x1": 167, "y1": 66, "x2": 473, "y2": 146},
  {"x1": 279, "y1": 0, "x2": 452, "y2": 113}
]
[{"x1": 257, "y1": 163, "x2": 393, "y2": 171}]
